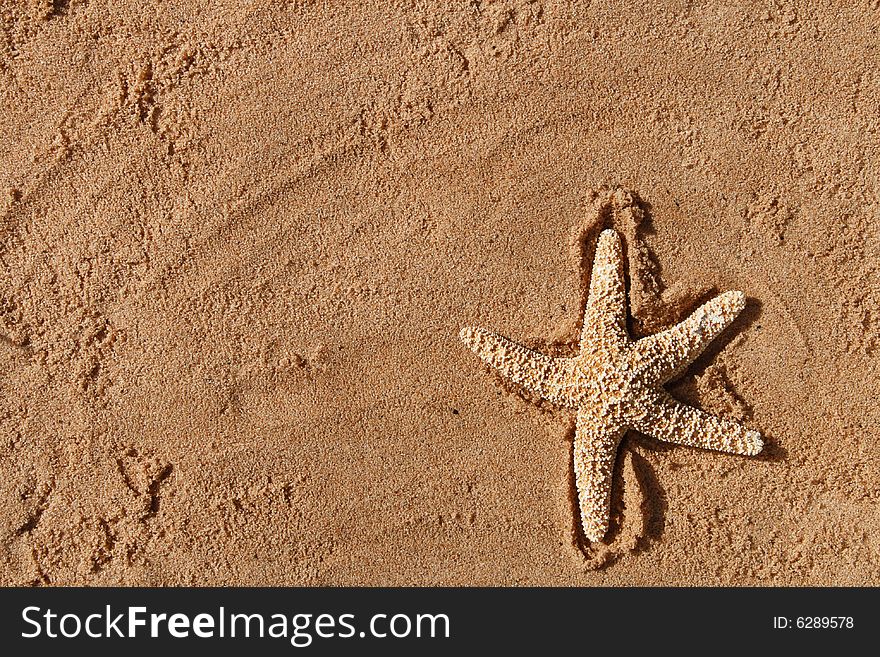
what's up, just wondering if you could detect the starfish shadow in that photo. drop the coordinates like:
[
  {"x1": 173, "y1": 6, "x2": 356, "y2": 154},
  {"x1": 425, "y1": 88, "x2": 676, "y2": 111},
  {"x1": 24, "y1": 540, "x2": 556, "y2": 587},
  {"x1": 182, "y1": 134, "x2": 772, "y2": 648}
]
[
  {"x1": 619, "y1": 443, "x2": 668, "y2": 551},
  {"x1": 754, "y1": 434, "x2": 787, "y2": 462}
]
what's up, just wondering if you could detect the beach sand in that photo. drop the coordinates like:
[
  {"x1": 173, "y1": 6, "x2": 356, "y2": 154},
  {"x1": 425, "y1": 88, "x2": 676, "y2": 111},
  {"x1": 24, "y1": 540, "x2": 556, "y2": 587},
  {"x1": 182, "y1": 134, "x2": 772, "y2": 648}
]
[{"x1": 1, "y1": 1, "x2": 878, "y2": 585}]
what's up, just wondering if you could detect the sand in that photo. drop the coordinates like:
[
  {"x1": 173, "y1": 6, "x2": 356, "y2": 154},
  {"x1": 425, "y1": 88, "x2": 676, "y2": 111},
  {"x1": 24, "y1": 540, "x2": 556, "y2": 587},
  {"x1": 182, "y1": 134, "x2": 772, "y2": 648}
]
[{"x1": 0, "y1": 1, "x2": 878, "y2": 586}]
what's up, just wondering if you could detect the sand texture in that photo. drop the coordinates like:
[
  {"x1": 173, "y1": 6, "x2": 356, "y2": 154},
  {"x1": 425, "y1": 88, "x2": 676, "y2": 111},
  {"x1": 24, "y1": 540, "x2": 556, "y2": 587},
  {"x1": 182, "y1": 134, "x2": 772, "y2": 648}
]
[{"x1": 1, "y1": 1, "x2": 879, "y2": 586}]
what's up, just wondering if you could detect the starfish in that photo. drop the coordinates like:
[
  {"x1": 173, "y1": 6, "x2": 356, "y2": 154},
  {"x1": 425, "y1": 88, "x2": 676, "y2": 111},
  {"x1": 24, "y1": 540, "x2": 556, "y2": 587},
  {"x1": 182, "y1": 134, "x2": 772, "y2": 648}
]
[{"x1": 460, "y1": 228, "x2": 763, "y2": 543}]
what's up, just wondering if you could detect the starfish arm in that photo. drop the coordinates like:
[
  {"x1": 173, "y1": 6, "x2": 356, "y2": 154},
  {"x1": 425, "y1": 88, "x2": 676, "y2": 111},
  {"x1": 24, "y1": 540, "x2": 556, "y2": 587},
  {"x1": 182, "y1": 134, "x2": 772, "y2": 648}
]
[
  {"x1": 633, "y1": 290, "x2": 746, "y2": 385},
  {"x1": 573, "y1": 409, "x2": 625, "y2": 543},
  {"x1": 632, "y1": 390, "x2": 763, "y2": 455},
  {"x1": 459, "y1": 327, "x2": 570, "y2": 404},
  {"x1": 581, "y1": 229, "x2": 629, "y2": 346}
]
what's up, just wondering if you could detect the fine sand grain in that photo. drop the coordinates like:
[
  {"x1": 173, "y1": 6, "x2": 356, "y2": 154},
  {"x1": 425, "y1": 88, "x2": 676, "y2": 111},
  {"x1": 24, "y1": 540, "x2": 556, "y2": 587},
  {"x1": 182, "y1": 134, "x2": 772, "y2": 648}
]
[{"x1": 1, "y1": 1, "x2": 878, "y2": 585}]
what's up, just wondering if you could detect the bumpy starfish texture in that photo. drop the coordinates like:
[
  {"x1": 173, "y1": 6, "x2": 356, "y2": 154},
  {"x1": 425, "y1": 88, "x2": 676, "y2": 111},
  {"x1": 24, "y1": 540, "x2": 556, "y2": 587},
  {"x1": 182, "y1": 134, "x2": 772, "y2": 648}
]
[{"x1": 460, "y1": 229, "x2": 763, "y2": 543}]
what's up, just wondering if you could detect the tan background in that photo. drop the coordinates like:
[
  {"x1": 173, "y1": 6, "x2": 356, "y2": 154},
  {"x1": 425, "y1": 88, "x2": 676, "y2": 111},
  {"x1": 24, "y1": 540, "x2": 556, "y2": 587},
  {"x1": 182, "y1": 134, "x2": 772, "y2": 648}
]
[{"x1": 1, "y1": 0, "x2": 878, "y2": 585}]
